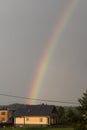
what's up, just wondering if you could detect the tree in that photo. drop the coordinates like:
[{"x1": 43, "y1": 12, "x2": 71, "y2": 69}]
[
  {"x1": 63, "y1": 108, "x2": 79, "y2": 125},
  {"x1": 78, "y1": 90, "x2": 87, "y2": 118},
  {"x1": 57, "y1": 106, "x2": 65, "y2": 124},
  {"x1": 65, "y1": 108, "x2": 75, "y2": 123},
  {"x1": 74, "y1": 90, "x2": 87, "y2": 130}
]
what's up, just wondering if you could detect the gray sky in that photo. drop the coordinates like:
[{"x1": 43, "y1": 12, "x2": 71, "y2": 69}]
[{"x1": 0, "y1": 0, "x2": 87, "y2": 106}]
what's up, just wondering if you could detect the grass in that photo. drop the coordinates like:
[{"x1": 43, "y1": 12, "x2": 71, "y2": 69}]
[{"x1": 0, "y1": 127, "x2": 74, "y2": 130}]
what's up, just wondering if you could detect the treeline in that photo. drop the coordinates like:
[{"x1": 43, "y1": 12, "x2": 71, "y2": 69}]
[
  {"x1": 56, "y1": 90, "x2": 87, "y2": 130},
  {"x1": 56, "y1": 106, "x2": 79, "y2": 125}
]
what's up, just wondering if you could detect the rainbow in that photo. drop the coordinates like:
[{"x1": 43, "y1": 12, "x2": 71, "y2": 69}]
[{"x1": 27, "y1": 0, "x2": 78, "y2": 104}]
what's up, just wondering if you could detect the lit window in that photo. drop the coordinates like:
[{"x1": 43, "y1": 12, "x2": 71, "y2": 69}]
[{"x1": 1, "y1": 112, "x2": 5, "y2": 115}]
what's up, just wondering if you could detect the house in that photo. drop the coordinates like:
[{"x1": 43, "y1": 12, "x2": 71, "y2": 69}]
[
  {"x1": 14, "y1": 104, "x2": 58, "y2": 126},
  {"x1": 0, "y1": 108, "x2": 16, "y2": 127},
  {"x1": 0, "y1": 109, "x2": 9, "y2": 123},
  {"x1": 0, "y1": 108, "x2": 15, "y2": 123}
]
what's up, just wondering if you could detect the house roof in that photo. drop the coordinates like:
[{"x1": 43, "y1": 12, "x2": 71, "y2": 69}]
[{"x1": 15, "y1": 104, "x2": 57, "y2": 117}]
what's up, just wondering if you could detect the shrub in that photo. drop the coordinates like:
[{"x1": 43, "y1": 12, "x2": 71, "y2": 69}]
[{"x1": 74, "y1": 124, "x2": 87, "y2": 130}]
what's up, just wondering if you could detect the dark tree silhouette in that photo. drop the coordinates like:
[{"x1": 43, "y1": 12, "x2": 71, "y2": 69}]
[{"x1": 75, "y1": 90, "x2": 87, "y2": 130}]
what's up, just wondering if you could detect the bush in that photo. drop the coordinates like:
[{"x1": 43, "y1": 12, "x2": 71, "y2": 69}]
[{"x1": 74, "y1": 124, "x2": 87, "y2": 130}]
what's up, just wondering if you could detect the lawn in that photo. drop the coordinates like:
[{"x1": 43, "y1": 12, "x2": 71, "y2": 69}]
[{"x1": 0, "y1": 127, "x2": 74, "y2": 130}]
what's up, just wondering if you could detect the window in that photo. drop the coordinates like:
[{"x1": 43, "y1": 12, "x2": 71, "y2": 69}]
[
  {"x1": 1, "y1": 112, "x2": 5, "y2": 115},
  {"x1": 26, "y1": 117, "x2": 29, "y2": 121},
  {"x1": 40, "y1": 118, "x2": 43, "y2": 122}
]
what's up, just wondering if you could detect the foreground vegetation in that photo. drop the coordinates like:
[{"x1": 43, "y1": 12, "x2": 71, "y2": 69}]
[{"x1": 0, "y1": 127, "x2": 74, "y2": 130}]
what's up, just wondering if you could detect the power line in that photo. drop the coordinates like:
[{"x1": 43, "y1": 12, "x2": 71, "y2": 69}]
[{"x1": 0, "y1": 93, "x2": 79, "y2": 105}]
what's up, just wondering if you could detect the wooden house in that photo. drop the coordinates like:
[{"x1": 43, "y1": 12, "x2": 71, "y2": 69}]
[{"x1": 14, "y1": 105, "x2": 58, "y2": 126}]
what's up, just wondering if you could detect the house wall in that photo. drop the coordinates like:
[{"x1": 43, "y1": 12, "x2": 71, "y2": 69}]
[
  {"x1": 15, "y1": 117, "x2": 24, "y2": 125},
  {"x1": 15, "y1": 116, "x2": 49, "y2": 125},
  {"x1": 0, "y1": 110, "x2": 9, "y2": 122},
  {"x1": 25, "y1": 116, "x2": 48, "y2": 125}
]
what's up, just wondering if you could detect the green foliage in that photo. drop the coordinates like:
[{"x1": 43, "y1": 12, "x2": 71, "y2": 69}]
[
  {"x1": 78, "y1": 90, "x2": 87, "y2": 123},
  {"x1": 56, "y1": 106, "x2": 79, "y2": 125},
  {"x1": 74, "y1": 124, "x2": 87, "y2": 130},
  {"x1": 0, "y1": 127, "x2": 74, "y2": 130},
  {"x1": 74, "y1": 90, "x2": 87, "y2": 130},
  {"x1": 78, "y1": 90, "x2": 87, "y2": 115},
  {"x1": 57, "y1": 106, "x2": 65, "y2": 123}
]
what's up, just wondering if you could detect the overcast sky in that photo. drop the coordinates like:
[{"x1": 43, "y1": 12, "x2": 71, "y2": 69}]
[{"x1": 0, "y1": 0, "x2": 87, "y2": 106}]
